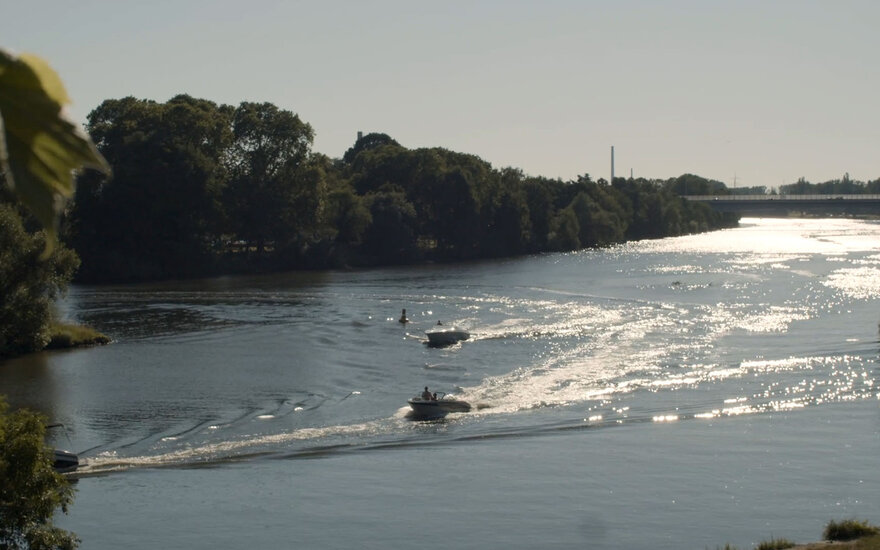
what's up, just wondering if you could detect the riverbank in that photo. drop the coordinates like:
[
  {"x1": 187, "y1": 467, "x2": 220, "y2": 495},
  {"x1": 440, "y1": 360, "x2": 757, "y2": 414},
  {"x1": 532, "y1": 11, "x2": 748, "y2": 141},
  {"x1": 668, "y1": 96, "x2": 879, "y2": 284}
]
[
  {"x1": 0, "y1": 322, "x2": 109, "y2": 362},
  {"x1": 45, "y1": 322, "x2": 110, "y2": 350},
  {"x1": 732, "y1": 520, "x2": 880, "y2": 549},
  {"x1": 748, "y1": 520, "x2": 880, "y2": 550},
  {"x1": 791, "y1": 539, "x2": 880, "y2": 549},
  {"x1": 791, "y1": 523, "x2": 880, "y2": 549}
]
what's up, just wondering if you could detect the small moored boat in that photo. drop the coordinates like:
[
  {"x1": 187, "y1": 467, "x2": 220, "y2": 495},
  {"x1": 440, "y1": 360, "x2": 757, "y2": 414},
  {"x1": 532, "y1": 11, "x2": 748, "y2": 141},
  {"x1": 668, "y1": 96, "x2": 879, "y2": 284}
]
[{"x1": 407, "y1": 392, "x2": 472, "y2": 419}]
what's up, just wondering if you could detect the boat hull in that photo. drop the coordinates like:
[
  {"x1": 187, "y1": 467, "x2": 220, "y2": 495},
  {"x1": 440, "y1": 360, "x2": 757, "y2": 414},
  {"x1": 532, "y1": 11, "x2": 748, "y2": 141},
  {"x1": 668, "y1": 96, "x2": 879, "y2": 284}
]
[
  {"x1": 407, "y1": 397, "x2": 472, "y2": 418},
  {"x1": 425, "y1": 327, "x2": 470, "y2": 347},
  {"x1": 53, "y1": 449, "x2": 79, "y2": 473}
]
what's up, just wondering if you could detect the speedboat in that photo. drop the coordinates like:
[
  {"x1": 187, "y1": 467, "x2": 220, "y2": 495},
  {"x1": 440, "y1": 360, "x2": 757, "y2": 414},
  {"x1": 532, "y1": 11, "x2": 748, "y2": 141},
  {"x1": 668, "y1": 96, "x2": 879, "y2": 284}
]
[
  {"x1": 52, "y1": 449, "x2": 79, "y2": 473},
  {"x1": 407, "y1": 392, "x2": 472, "y2": 419},
  {"x1": 47, "y1": 423, "x2": 79, "y2": 473},
  {"x1": 425, "y1": 325, "x2": 469, "y2": 347}
]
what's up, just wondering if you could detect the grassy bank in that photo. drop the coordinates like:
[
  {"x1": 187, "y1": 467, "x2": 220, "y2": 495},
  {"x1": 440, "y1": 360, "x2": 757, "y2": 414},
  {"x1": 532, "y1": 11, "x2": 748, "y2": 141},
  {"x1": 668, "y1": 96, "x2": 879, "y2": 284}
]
[
  {"x1": 719, "y1": 520, "x2": 880, "y2": 550},
  {"x1": 790, "y1": 535, "x2": 880, "y2": 549},
  {"x1": 46, "y1": 322, "x2": 110, "y2": 350}
]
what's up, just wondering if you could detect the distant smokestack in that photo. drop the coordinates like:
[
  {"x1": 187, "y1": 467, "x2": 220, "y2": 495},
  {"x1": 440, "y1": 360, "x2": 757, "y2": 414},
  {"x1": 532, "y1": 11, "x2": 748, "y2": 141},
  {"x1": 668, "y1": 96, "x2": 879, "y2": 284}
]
[{"x1": 611, "y1": 146, "x2": 615, "y2": 184}]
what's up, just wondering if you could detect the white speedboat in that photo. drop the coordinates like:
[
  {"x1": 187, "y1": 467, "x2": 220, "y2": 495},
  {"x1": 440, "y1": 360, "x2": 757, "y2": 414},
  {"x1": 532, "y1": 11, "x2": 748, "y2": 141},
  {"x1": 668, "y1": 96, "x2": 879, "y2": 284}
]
[
  {"x1": 407, "y1": 392, "x2": 472, "y2": 419},
  {"x1": 47, "y1": 423, "x2": 79, "y2": 473},
  {"x1": 425, "y1": 325, "x2": 469, "y2": 347}
]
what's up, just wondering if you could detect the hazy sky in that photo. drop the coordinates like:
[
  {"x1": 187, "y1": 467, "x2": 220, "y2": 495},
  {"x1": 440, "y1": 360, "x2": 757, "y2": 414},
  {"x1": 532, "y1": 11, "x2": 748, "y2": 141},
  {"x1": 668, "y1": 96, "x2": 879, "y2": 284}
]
[{"x1": 5, "y1": 1, "x2": 878, "y2": 189}]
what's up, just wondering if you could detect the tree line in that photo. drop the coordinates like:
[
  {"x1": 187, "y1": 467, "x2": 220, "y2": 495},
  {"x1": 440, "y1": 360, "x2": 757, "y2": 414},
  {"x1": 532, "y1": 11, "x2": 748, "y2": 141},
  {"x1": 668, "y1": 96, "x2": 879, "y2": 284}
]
[
  {"x1": 664, "y1": 172, "x2": 880, "y2": 197},
  {"x1": 60, "y1": 95, "x2": 738, "y2": 283},
  {"x1": 778, "y1": 174, "x2": 880, "y2": 195}
]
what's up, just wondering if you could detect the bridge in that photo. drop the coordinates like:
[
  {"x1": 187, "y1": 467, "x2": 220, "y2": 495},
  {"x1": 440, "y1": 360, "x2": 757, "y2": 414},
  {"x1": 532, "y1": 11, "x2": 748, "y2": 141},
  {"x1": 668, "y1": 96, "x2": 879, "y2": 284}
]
[{"x1": 683, "y1": 194, "x2": 880, "y2": 217}]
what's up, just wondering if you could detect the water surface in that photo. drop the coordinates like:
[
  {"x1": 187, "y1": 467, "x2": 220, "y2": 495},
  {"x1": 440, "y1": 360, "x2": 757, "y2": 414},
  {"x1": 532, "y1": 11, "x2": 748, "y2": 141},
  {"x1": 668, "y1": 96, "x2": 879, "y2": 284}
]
[{"x1": 2, "y1": 217, "x2": 878, "y2": 548}]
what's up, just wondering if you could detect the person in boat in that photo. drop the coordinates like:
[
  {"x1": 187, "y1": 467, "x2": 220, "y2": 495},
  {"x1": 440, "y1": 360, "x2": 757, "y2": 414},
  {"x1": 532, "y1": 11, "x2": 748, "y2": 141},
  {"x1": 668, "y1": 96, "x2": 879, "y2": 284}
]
[
  {"x1": 421, "y1": 386, "x2": 433, "y2": 400},
  {"x1": 436, "y1": 320, "x2": 443, "y2": 325},
  {"x1": 399, "y1": 309, "x2": 409, "y2": 324}
]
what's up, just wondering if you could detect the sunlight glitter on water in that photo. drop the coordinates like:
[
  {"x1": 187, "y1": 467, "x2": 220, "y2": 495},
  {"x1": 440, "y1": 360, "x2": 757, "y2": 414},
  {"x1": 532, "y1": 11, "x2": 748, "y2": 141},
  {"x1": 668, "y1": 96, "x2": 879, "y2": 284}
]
[
  {"x1": 638, "y1": 218, "x2": 880, "y2": 256},
  {"x1": 463, "y1": 287, "x2": 842, "y2": 418},
  {"x1": 729, "y1": 306, "x2": 813, "y2": 333},
  {"x1": 496, "y1": 224, "x2": 873, "y2": 419},
  {"x1": 824, "y1": 266, "x2": 880, "y2": 299}
]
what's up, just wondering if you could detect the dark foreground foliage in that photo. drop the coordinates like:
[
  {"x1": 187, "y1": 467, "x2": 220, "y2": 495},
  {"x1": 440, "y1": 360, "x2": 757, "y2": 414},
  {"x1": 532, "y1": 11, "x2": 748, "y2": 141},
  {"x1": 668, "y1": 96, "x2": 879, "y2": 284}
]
[
  {"x1": 0, "y1": 398, "x2": 78, "y2": 549},
  {"x1": 0, "y1": 202, "x2": 79, "y2": 359}
]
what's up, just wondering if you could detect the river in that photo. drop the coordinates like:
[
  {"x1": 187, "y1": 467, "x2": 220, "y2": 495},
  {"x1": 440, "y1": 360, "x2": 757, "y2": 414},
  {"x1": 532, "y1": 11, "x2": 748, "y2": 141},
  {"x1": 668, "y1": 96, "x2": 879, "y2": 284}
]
[{"x1": 2, "y1": 217, "x2": 878, "y2": 549}]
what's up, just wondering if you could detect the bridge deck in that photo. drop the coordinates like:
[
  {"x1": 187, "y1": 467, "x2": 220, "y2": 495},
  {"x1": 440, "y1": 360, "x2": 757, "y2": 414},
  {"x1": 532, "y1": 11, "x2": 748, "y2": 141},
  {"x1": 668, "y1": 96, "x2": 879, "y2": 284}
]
[{"x1": 683, "y1": 195, "x2": 880, "y2": 216}]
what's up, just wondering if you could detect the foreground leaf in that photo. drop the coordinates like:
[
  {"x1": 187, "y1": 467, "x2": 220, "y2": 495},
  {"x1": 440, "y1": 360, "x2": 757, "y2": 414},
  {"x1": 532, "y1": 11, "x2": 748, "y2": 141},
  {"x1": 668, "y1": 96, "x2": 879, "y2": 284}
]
[{"x1": 0, "y1": 49, "x2": 109, "y2": 245}]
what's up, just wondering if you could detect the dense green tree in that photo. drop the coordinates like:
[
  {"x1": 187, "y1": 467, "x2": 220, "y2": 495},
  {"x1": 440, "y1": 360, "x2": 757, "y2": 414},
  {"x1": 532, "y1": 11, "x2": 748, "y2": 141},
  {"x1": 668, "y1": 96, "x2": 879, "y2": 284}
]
[
  {"x1": 780, "y1": 177, "x2": 812, "y2": 194},
  {"x1": 349, "y1": 143, "x2": 412, "y2": 196},
  {"x1": 548, "y1": 207, "x2": 580, "y2": 251},
  {"x1": 421, "y1": 168, "x2": 482, "y2": 257},
  {"x1": 362, "y1": 190, "x2": 418, "y2": 264},
  {"x1": 481, "y1": 188, "x2": 531, "y2": 257},
  {"x1": 0, "y1": 204, "x2": 78, "y2": 358},
  {"x1": 0, "y1": 398, "x2": 78, "y2": 549},
  {"x1": 682, "y1": 201, "x2": 710, "y2": 233},
  {"x1": 567, "y1": 192, "x2": 609, "y2": 247},
  {"x1": 307, "y1": 155, "x2": 363, "y2": 250},
  {"x1": 552, "y1": 174, "x2": 591, "y2": 211},
  {"x1": 629, "y1": 188, "x2": 668, "y2": 239},
  {"x1": 325, "y1": 186, "x2": 371, "y2": 246},
  {"x1": 666, "y1": 173, "x2": 727, "y2": 196},
  {"x1": 779, "y1": 173, "x2": 873, "y2": 195},
  {"x1": 523, "y1": 177, "x2": 557, "y2": 250},
  {"x1": 342, "y1": 132, "x2": 401, "y2": 164},
  {"x1": 72, "y1": 96, "x2": 232, "y2": 281},
  {"x1": 728, "y1": 185, "x2": 768, "y2": 195},
  {"x1": 224, "y1": 102, "x2": 318, "y2": 255},
  {"x1": 613, "y1": 178, "x2": 674, "y2": 239},
  {"x1": 272, "y1": 155, "x2": 329, "y2": 258}
]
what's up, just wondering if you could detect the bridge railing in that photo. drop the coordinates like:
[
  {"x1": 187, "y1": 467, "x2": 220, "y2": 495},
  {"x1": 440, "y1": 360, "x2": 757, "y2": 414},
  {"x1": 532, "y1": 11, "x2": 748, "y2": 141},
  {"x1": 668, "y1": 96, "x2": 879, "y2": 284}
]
[{"x1": 684, "y1": 194, "x2": 880, "y2": 201}]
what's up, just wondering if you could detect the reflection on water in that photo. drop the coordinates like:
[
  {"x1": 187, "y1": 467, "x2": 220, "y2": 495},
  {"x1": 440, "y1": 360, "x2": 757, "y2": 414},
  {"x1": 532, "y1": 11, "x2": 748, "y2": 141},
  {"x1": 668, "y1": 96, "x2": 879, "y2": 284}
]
[{"x1": 1, "y1": 352, "x2": 63, "y2": 421}]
